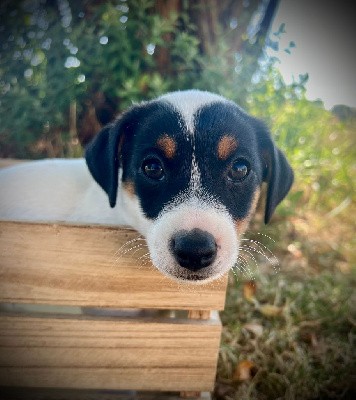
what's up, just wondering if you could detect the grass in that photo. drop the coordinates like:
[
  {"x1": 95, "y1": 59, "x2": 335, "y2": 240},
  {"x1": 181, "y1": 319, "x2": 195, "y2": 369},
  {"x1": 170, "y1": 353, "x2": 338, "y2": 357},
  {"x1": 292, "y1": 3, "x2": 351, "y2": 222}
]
[{"x1": 214, "y1": 209, "x2": 355, "y2": 400}]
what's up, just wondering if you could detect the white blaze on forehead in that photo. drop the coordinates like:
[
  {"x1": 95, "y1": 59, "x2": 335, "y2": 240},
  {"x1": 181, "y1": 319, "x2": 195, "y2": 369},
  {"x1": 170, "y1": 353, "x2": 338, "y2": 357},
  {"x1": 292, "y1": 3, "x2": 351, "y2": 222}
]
[
  {"x1": 159, "y1": 89, "x2": 229, "y2": 134},
  {"x1": 190, "y1": 152, "x2": 201, "y2": 192},
  {"x1": 159, "y1": 90, "x2": 228, "y2": 191}
]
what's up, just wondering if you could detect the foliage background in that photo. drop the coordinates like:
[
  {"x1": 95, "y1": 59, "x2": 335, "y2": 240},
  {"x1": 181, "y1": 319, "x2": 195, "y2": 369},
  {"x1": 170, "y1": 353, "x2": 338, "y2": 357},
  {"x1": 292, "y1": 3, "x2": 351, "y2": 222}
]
[{"x1": 0, "y1": 1, "x2": 355, "y2": 399}]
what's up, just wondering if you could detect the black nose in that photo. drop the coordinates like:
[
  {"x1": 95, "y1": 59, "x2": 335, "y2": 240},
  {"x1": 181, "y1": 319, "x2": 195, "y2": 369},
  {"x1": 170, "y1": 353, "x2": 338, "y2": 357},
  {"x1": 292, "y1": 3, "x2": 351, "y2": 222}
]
[{"x1": 170, "y1": 229, "x2": 217, "y2": 272}]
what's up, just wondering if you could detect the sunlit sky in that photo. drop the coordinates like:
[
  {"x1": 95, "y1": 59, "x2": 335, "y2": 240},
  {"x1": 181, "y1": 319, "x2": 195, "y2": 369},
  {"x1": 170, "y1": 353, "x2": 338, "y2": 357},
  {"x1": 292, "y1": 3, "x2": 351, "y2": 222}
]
[{"x1": 270, "y1": 0, "x2": 356, "y2": 109}]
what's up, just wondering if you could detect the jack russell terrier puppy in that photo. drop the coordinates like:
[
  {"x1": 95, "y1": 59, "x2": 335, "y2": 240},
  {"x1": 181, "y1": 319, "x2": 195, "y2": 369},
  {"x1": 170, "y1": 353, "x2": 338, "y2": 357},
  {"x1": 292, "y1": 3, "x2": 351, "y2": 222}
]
[{"x1": 0, "y1": 90, "x2": 293, "y2": 283}]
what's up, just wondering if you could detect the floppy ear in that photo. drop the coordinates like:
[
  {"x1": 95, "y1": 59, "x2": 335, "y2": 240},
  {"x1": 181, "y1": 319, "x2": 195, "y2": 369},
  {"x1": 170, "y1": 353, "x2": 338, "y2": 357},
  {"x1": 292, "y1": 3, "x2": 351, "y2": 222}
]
[
  {"x1": 264, "y1": 144, "x2": 294, "y2": 223},
  {"x1": 85, "y1": 104, "x2": 144, "y2": 207},
  {"x1": 85, "y1": 121, "x2": 122, "y2": 208},
  {"x1": 256, "y1": 122, "x2": 294, "y2": 224}
]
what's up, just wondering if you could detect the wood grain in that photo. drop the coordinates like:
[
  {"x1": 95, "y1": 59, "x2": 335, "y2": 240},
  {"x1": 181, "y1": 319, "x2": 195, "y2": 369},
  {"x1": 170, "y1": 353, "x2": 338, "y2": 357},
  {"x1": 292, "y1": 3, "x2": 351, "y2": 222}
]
[
  {"x1": 181, "y1": 310, "x2": 213, "y2": 397},
  {"x1": 0, "y1": 220, "x2": 227, "y2": 394},
  {"x1": 0, "y1": 313, "x2": 221, "y2": 391},
  {"x1": 0, "y1": 221, "x2": 228, "y2": 310}
]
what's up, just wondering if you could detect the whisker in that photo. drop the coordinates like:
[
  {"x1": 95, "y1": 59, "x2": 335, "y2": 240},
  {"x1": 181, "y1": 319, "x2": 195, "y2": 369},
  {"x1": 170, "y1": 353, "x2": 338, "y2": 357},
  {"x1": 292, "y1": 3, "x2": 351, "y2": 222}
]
[
  {"x1": 256, "y1": 232, "x2": 276, "y2": 242},
  {"x1": 239, "y1": 244, "x2": 274, "y2": 264},
  {"x1": 113, "y1": 236, "x2": 150, "y2": 270},
  {"x1": 138, "y1": 252, "x2": 150, "y2": 260},
  {"x1": 239, "y1": 237, "x2": 280, "y2": 275},
  {"x1": 239, "y1": 248, "x2": 259, "y2": 268},
  {"x1": 137, "y1": 252, "x2": 152, "y2": 269},
  {"x1": 234, "y1": 263, "x2": 253, "y2": 280},
  {"x1": 130, "y1": 245, "x2": 149, "y2": 258},
  {"x1": 233, "y1": 255, "x2": 254, "y2": 280},
  {"x1": 115, "y1": 243, "x2": 147, "y2": 261},
  {"x1": 241, "y1": 238, "x2": 278, "y2": 261},
  {"x1": 114, "y1": 236, "x2": 146, "y2": 256}
]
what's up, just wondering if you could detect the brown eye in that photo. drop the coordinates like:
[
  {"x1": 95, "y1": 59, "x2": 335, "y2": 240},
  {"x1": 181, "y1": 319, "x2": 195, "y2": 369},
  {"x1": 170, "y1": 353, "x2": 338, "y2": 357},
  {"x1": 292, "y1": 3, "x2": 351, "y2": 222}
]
[
  {"x1": 228, "y1": 159, "x2": 250, "y2": 181},
  {"x1": 142, "y1": 158, "x2": 165, "y2": 180}
]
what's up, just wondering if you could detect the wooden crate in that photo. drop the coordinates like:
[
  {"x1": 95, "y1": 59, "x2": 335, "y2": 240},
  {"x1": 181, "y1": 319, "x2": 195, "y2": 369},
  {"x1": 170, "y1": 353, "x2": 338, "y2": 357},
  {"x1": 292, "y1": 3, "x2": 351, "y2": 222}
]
[{"x1": 0, "y1": 221, "x2": 228, "y2": 397}]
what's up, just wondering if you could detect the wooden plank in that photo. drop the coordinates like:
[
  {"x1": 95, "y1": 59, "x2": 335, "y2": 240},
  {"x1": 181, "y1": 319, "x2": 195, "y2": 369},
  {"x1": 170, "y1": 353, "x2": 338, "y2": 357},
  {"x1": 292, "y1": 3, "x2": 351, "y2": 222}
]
[
  {"x1": 0, "y1": 221, "x2": 228, "y2": 310},
  {"x1": 181, "y1": 310, "x2": 213, "y2": 398},
  {"x1": 0, "y1": 313, "x2": 221, "y2": 391},
  {"x1": 0, "y1": 388, "x2": 212, "y2": 400}
]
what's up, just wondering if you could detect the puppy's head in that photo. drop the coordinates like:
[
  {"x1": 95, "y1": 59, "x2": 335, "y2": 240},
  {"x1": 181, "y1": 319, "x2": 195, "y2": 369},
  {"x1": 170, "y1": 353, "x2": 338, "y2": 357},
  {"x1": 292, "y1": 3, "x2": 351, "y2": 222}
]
[{"x1": 85, "y1": 90, "x2": 293, "y2": 283}]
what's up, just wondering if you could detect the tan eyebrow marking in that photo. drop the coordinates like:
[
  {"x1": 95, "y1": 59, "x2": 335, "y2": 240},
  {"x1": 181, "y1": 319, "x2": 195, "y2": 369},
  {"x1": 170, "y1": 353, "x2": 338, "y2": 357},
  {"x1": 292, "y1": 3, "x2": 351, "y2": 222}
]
[
  {"x1": 217, "y1": 135, "x2": 238, "y2": 160},
  {"x1": 157, "y1": 134, "x2": 177, "y2": 159}
]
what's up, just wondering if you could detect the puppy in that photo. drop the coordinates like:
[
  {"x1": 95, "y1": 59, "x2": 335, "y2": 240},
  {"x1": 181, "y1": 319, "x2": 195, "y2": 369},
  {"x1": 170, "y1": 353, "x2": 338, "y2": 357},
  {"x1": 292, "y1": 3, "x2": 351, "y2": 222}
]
[{"x1": 0, "y1": 90, "x2": 293, "y2": 283}]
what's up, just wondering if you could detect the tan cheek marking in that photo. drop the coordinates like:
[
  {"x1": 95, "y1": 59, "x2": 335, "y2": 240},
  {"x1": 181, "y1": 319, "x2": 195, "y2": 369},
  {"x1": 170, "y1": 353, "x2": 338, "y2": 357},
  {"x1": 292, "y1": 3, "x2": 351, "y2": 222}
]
[
  {"x1": 122, "y1": 181, "x2": 136, "y2": 198},
  {"x1": 157, "y1": 134, "x2": 177, "y2": 159},
  {"x1": 235, "y1": 188, "x2": 261, "y2": 234},
  {"x1": 217, "y1": 135, "x2": 238, "y2": 160}
]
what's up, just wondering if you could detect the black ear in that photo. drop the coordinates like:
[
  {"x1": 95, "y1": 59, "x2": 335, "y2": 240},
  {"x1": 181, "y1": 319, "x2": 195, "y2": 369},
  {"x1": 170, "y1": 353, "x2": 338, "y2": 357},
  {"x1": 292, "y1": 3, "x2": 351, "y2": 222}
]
[
  {"x1": 85, "y1": 121, "x2": 123, "y2": 208},
  {"x1": 264, "y1": 144, "x2": 294, "y2": 223},
  {"x1": 256, "y1": 123, "x2": 294, "y2": 224},
  {"x1": 85, "y1": 102, "x2": 157, "y2": 207},
  {"x1": 85, "y1": 104, "x2": 144, "y2": 208}
]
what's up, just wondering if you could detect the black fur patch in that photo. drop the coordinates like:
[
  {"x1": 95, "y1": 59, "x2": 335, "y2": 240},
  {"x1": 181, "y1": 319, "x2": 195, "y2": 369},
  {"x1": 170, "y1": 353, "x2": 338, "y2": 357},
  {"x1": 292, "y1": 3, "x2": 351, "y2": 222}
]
[
  {"x1": 121, "y1": 101, "x2": 265, "y2": 220},
  {"x1": 120, "y1": 101, "x2": 192, "y2": 219},
  {"x1": 193, "y1": 102, "x2": 264, "y2": 220},
  {"x1": 85, "y1": 97, "x2": 293, "y2": 224}
]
